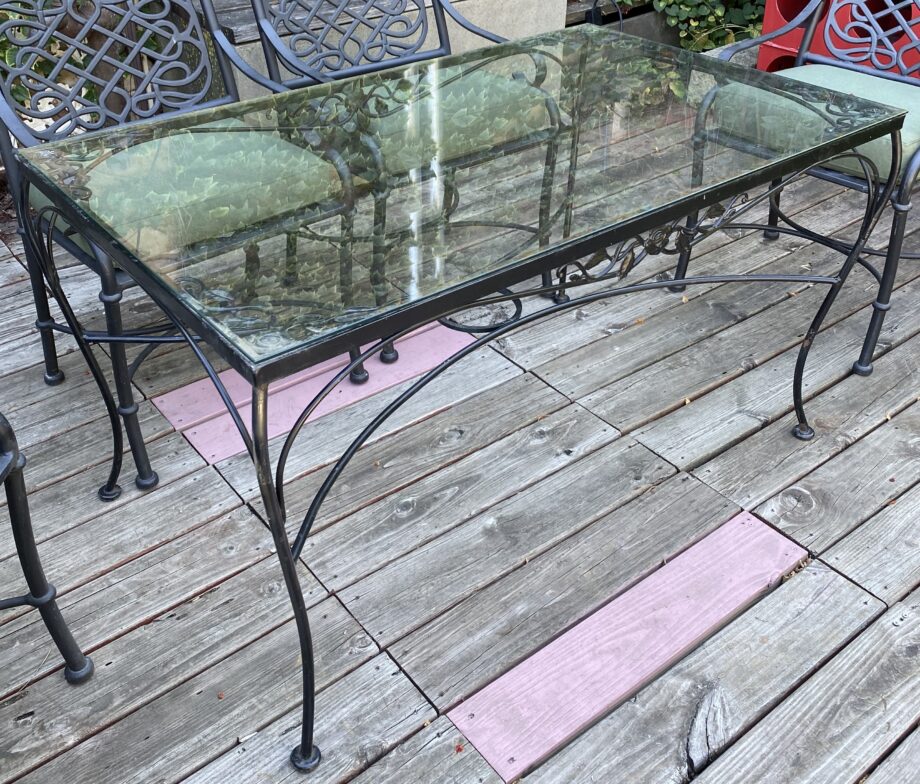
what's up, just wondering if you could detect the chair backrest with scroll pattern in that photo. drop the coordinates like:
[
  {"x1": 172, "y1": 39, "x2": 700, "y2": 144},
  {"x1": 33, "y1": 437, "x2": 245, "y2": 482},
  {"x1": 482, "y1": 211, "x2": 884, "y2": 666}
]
[
  {"x1": 250, "y1": 0, "x2": 453, "y2": 84},
  {"x1": 0, "y1": 0, "x2": 237, "y2": 145},
  {"x1": 798, "y1": 0, "x2": 920, "y2": 82}
]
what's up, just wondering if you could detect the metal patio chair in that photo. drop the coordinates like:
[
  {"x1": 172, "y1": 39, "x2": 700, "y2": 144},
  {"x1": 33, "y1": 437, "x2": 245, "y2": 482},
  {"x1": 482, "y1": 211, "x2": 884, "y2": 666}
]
[
  {"x1": 1, "y1": 410, "x2": 94, "y2": 686},
  {"x1": 673, "y1": 0, "x2": 920, "y2": 378},
  {"x1": 200, "y1": 0, "x2": 574, "y2": 322},
  {"x1": 0, "y1": 0, "x2": 353, "y2": 496}
]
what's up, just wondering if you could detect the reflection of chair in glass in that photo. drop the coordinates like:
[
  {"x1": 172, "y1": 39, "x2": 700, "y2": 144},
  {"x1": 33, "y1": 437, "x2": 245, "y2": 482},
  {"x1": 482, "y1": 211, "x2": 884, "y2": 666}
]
[
  {"x1": 674, "y1": 0, "x2": 919, "y2": 375},
  {"x1": 1, "y1": 411, "x2": 93, "y2": 686},
  {"x1": 205, "y1": 0, "x2": 572, "y2": 314},
  {"x1": 0, "y1": 0, "x2": 352, "y2": 496}
]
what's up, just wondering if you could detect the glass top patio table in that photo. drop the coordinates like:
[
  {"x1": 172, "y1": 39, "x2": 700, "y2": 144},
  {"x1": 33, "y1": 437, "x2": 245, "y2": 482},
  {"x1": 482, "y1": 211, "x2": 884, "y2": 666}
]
[{"x1": 18, "y1": 25, "x2": 905, "y2": 385}]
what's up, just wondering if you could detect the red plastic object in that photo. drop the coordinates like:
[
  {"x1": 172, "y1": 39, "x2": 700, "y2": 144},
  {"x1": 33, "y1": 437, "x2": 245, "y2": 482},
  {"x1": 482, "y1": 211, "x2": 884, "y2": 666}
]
[{"x1": 756, "y1": 0, "x2": 920, "y2": 75}]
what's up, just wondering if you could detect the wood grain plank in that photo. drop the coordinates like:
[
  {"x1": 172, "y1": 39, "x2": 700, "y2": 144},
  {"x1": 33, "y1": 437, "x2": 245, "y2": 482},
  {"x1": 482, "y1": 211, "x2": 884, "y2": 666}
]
[
  {"x1": 0, "y1": 558, "x2": 333, "y2": 782},
  {"x1": 184, "y1": 654, "x2": 434, "y2": 784},
  {"x1": 0, "y1": 506, "x2": 274, "y2": 698},
  {"x1": 10, "y1": 597, "x2": 370, "y2": 784},
  {"x1": 755, "y1": 403, "x2": 920, "y2": 553},
  {"x1": 695, "y1": 589, "x2": 920, "y2": 784},
  {"x1": 823, "y1": 479, "x2": 920, "y2": 604},
  {"x1": 451, "y1": 513, "x2": 805, "y2": 781},
  {"x1": 0, "y1": 432, "x2": 205, "y2": 563},
  {"x1": 396, "y1": 474, "x2": 738, "y2": 710},
  {"x1": 5, "y1": 403, "x2": 176, "y2": 499},
  {"x1": 186, "y1": 327, "x2": 475, "y2": 463},
  {"x1": 579, "y1": 242, "x2": 885, "y2": 433},
  {"x1": 267, "y1": 373, "x2": 567, "y2": 530},
  {"x1": 308, "y1": 404, "x2": 621, "y2": 593},
  {"x1": 694, "y1": 332, "x2": 920, "y2": 509},
  {"x1": 535, "y1": 188, "x2": 867, "y2": 399},
  {"x1": 216, "y1": 348, "x2": 521, "y2": 500},
  {"x1": 632, "y1": 273, "x2": 920, "y2": 470},
  {"x1": 864, "y1": 727, "x2": 920, "y2": 783},
  {"x1": 502, "y1": 178, "x2": 846, "y2": 370},
  {"x1": 351, "y1": 717, "x2": 502, "y2": 784},
  {"x1": 0, "y1": 467, "x2": 240, "y2": 624},
  {"x1": 525, "y1": 562, "x2": 883, "y2": 783},
  {"x1": 344, "y1": 438, "x2": 672, "y2": 646}
]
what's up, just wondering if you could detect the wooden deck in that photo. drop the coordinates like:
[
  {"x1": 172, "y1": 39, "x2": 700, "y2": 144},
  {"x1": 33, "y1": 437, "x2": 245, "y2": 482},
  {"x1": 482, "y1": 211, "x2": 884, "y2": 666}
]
[{"x1": 1, "y1": 169, "x2": 919, "y2": 783}]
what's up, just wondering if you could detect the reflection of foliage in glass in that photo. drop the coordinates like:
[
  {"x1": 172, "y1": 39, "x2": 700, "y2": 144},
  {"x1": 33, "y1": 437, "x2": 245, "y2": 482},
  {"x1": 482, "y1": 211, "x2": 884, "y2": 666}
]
[{"x1": 652, "y1": 0, "x2": 765, "y2": 51}]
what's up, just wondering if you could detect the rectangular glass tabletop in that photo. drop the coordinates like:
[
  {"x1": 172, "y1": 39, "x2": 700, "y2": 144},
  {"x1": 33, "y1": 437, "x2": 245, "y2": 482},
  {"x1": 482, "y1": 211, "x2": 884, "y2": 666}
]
[{"x1": 18, "y1": 25, "x2": 905, "y2": 384}]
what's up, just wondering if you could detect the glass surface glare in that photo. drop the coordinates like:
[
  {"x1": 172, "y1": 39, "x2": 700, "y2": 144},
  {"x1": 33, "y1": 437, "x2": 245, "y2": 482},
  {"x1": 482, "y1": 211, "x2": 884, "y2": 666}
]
[{"x1": 19, "y1": 26, "x2": 903, "y2": 368}]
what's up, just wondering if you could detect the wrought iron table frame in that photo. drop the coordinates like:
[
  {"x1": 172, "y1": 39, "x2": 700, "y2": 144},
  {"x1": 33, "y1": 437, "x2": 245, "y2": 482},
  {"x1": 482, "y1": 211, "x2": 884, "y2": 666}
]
[{"x1": 16, "y1": 52, "x2": 905, "y2": 772}]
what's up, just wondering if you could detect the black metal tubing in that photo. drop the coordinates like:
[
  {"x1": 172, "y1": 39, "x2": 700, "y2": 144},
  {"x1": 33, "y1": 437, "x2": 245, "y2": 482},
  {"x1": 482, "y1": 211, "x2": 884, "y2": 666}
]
[{"x1": 0, "y1": 412, "x2": 94, "y2": 686}]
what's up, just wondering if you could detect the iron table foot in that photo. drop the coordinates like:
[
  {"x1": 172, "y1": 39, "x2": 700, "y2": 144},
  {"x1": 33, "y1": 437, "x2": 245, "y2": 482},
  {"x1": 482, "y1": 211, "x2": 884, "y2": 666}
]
[
  {"x1": 64, "y1": 654, "x2": 95, "y2": 685},
  {"x1": 852, "y1": 360, "x2": 873, "y2": 376},
  {"x1": 98, "y1": 483, "x2": 123, "y2": 502},
  {"x1": 380, "y1": 342, "x2": 399, "y2": 364},
  {"x1": 134, "y1": 471, "x2": 160, "y2": 491},
  {"x1": 43, "y1": 369, "x2": 65, "y2": 386},
  {"x1": 763, "y1": 228, "x2": 780, "y2": 240},
  {"x1": 290, "y1": 744, "x2": 322, "y2": 772},
  {"x1": 792, "y1": 423, "x2": 815, "y2": 441}
]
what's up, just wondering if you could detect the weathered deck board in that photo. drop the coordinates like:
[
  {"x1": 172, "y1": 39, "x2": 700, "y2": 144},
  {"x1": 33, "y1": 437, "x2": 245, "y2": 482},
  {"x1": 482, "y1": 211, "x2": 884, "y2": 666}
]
[
  {"x1": 352, "y1": 717, "x2": 501, "y2": 784},
  {"x1": 11, "y1": 597, "x2": 371, "y2": 784},
  {"x1": 756, "y1": 404, "x2": 920, "y2": 554},
  {"x1": 863, "y1": 727, "x2": 920, "y2": 783},
  {"x1": 450, "y1": 514, "x2": 805, "y2": 781},
  {"x1": 0, "y1": 433, "x2": 204, "y2": 564},
  {"x1": 577, "y1": 241, "x2": 894, "y2": 433},
  {"x1": 0, "y1": 507, "x2": 276, "y2": 697},
  {"x1": 344, "y1": 438, "x2": 671, "y2": 646},
  {"x1": 216, "y1": 347, "x2": 521, "y2": 500},
  {"x1": 0, "y1": 467, "x2": 240, "y2": 624},
  {"x1": 0, "y1": 557, "x2": 330, "y2": 781},
  {"x1": 396, "y1": 474, "x2": 738, "y2": 709},
  {"x1": 255, "y1": 372, "x2": 568, "y2": 526},
  {"x1": 631, "y1": 272, "x2": 920, "y2": 469},
  {"x1": 694, "y1": 332, "x2": 920, "y2": 509},
  {"x1": 184, "y1": 654, "x2": 434, "y2": 784},
  {"x1": 823, "y1": 480, "x2": 920, "y2": 604},
  {"x1": 525, "y1": 562, "x2": 883, "y2": 783},
  {"x1": 695, "y1": 589, "x2": 920, "y2": 784},
  {"x1": 308, "y1": 405, "x2": 621, "y2": 593}
]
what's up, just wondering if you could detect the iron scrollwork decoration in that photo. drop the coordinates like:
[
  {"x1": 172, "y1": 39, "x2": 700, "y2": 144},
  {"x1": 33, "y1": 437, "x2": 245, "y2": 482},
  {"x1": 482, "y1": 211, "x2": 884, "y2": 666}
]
[
  {"x1": 258, "y1": 0, "x2": 437, "y2": 77},
  {"x1": 825, "y1": 0, "x2": 920, "y2": 75},
  {"x1": 0, "y1": 0, "x2": 220, "y2": 140}
]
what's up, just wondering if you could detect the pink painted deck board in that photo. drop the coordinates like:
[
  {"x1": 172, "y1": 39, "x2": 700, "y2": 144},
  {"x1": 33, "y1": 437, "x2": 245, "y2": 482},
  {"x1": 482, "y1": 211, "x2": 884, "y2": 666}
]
[
  {"x1": 152, "y1": 322, "x2": 442, "y2": 430},
  {"x1": 448, "y1": 512, "x2": 806, "y2": 782},
  {"x1": 172, "y1": 325, "x2": 474, "y2": 463}
]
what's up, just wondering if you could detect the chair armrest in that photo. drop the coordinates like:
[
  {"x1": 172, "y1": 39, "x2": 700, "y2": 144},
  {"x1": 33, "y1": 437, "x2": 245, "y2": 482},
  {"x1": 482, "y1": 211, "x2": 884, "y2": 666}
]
[
  {"x1": 440, "y1": 0, "x2": 507, "y2": 44},
  {"x1": 199, "y1": 0, "x2": 289, "y2": 93},
  {"x1": 719, "y1": 0, "x2": 824, "y2": 61}
]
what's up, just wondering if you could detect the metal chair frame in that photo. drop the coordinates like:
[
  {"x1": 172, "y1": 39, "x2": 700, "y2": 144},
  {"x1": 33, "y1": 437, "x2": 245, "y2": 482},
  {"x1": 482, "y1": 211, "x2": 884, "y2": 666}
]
[
  {"x1": 1, "y1": 411, "x2": 94, "y2": 687},
  {"x1": 674, "y1": 0, "x2": 920, "y2": 376},
  {"x1": 0, "y1": 0, "x2": 362, "y2": 497}
]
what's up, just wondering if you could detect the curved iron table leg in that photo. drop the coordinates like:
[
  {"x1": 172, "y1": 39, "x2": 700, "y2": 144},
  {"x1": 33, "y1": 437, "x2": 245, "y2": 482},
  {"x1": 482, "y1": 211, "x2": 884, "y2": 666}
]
[
  {"x1": 1, "y1": 414, "x2": 93, "y2": 685},
  {"x1": 251, "y1": 386, "x2": 322, "y2": 772}
]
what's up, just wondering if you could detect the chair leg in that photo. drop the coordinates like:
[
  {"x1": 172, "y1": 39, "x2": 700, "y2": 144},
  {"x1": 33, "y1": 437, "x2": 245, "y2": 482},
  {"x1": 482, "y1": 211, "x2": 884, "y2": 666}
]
[
  {"x1": 98, "y1": 270, "x2": 158, "y2": 492},
  {"x1": 540, "y1": 138, "x2": 568, "y2": 304},
  {"x1": 764, "y1": 177, "x2": 782, "y2": 240},
  {"x1": 4, "y1": 426, "x2": 93, "y2": 684},
  {"x1": 853, "y1": 199, "x2": 910, "y2": 376},
  {"x1": 22, "y1": 229, "x2": 65, "y2": 386}
]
